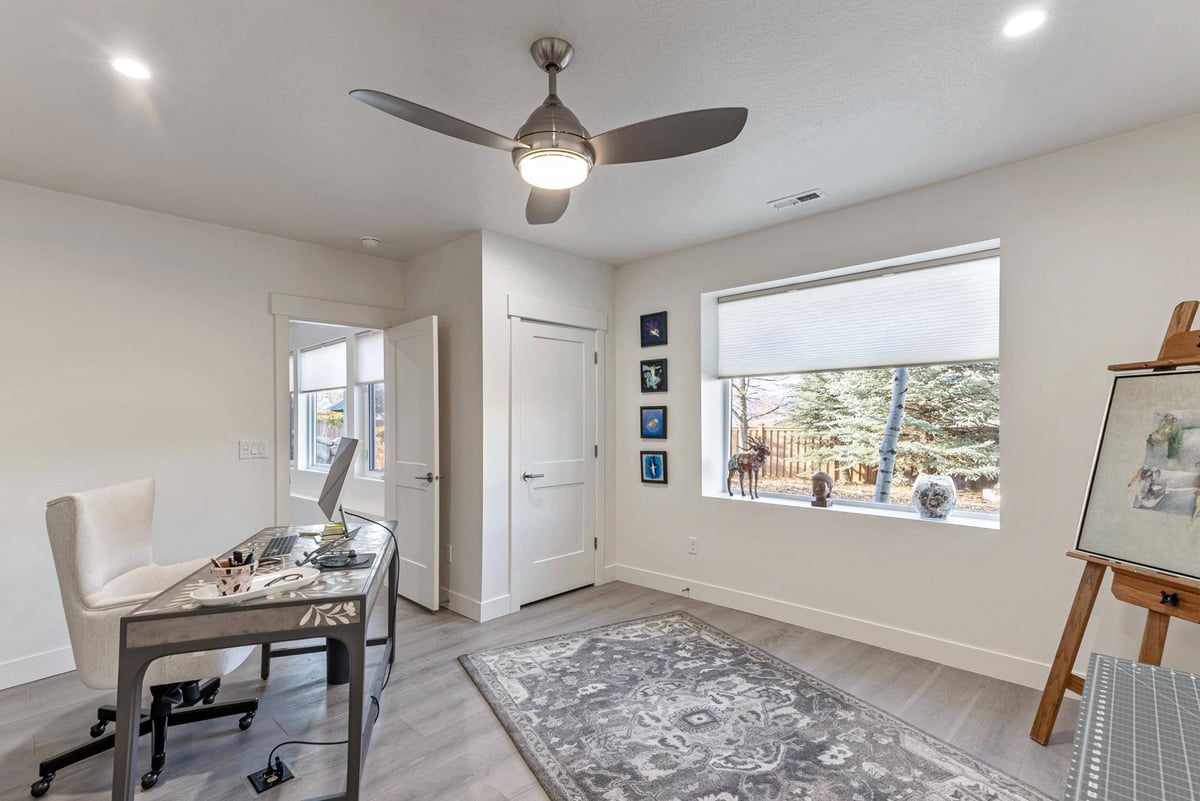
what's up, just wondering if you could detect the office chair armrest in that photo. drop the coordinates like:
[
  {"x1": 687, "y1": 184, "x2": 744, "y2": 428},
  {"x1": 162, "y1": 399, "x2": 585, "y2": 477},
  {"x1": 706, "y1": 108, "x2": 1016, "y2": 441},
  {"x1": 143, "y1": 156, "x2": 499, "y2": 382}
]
[{"x1": 82, "y1": 590, "x2": 163, "y2": 612}]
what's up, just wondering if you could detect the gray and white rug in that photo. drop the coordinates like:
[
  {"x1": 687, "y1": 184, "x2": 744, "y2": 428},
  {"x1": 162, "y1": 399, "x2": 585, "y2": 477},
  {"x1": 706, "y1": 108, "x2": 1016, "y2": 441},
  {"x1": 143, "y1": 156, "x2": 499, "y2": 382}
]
[{"x1": 460, "y1": 611, "x2": 1050, "y2": 801}]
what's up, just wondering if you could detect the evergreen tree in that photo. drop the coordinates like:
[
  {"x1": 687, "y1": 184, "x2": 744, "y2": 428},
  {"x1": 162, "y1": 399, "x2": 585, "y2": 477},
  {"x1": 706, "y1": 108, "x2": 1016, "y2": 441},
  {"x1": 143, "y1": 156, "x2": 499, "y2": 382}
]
[{"x1": 779, "y1": 363, "x2": 999, "y2": 483}]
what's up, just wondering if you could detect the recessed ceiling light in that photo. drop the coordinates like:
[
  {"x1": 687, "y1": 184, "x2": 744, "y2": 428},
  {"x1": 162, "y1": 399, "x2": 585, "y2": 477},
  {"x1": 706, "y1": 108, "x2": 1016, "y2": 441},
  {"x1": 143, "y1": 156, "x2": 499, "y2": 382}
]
[
  {"x1": 111, "y1": 58, "x2": 151, "y2": 80},
  {"x1": 1003, "y1": 9, "x2": 1047, "y2": 37}
]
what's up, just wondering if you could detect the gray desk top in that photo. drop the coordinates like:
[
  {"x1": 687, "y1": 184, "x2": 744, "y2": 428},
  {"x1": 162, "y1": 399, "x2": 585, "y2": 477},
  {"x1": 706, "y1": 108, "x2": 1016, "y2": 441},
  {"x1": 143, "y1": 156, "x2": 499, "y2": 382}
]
[{"x1": 1066, "y1": 653, "x2": 1200, "y2": 801}]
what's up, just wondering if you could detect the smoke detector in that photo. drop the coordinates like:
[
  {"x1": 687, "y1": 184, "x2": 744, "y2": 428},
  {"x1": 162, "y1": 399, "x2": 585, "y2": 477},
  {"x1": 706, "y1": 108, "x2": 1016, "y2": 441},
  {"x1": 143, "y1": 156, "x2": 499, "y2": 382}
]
[
  {"x1": 768, "y1": 189, "x2": 826, "y2": 210},
  {"x1": 359, "y1": 235, "x2": 382, "y2": 249}
]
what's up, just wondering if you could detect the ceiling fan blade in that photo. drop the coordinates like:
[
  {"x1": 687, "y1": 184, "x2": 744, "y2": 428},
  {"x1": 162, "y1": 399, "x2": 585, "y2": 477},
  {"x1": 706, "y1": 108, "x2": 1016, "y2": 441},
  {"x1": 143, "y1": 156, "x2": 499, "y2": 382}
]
[
  {"x1": 526, "y1": 187, "x2": 570, "y2": 225},
  {"x1": 350, "y1": 89, "x2": 528, "y2": 152},
  {"x1": 589, "y1": 107, "x2": 748, "y2": 165}
]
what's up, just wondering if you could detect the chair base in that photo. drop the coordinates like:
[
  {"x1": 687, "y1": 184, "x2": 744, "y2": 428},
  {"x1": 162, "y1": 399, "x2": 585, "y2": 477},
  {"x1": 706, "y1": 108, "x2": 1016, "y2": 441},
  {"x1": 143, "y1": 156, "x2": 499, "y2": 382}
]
[{"x1": 30, "y1": 678, "x2": 257, "y2": 797}]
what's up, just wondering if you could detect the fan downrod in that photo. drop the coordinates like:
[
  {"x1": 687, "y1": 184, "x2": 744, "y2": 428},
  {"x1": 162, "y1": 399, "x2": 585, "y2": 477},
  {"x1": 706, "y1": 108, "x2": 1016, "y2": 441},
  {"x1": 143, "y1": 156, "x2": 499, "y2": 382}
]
[{"x1": 530, "y1": 37, "x2": 574, "y2": 72}]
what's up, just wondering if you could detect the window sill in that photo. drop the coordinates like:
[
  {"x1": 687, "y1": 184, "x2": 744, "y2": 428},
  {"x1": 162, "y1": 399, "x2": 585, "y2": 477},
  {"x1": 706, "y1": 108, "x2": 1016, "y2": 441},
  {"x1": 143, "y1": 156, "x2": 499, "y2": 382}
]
[{"x1": 704, "y1": 490, "x2": 1000, "y2": 531}]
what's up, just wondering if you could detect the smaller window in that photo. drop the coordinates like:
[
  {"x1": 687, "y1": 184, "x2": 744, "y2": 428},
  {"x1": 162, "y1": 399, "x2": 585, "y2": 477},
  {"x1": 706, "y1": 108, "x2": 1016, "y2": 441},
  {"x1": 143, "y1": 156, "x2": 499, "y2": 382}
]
[
  {"x1": 298, "y1": 340, "x2": 348, "y2": 471},
  {"x1": 362, "y1": 382, "x2": 386, "y2": 473},
  {"x1": 356, "y1": 331, "x2": 386, "y2": 474}
]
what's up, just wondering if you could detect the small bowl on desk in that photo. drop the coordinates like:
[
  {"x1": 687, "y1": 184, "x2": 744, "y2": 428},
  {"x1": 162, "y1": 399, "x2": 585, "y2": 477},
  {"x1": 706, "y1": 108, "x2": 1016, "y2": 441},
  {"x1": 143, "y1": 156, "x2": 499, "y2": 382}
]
[{"x1": 210, "y1": 560, "x2": 256, "y2": 596}]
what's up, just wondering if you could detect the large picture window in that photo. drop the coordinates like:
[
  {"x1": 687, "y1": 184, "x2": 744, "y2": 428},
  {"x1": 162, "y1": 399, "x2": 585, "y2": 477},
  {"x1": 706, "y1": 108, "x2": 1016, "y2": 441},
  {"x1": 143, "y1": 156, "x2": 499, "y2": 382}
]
[{"x1": 718, "y1": 254, "x2": 1000, "y2": 515}]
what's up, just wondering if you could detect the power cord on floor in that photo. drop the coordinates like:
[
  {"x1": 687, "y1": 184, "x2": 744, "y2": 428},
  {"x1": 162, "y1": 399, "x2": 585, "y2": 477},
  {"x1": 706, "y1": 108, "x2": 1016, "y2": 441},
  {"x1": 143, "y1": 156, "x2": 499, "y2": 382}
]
[{"x1": 252, "y1": 512, "x2": 400, "y2": 792}]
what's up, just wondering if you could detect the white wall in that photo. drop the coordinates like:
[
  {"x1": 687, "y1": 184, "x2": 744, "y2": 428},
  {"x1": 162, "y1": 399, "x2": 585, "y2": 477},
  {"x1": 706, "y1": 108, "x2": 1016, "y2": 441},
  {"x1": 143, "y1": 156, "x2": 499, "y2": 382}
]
[
  {"x1": 480, "y1": 232, "x2": 615, "y2": 619},
  {"x1": 0, "y1": 179, "x2": 403, "y2": 688},
  {"x1": 401, "y1": 232, "x2": 485, "y2": 612},
  {"x1": 613, "y1": 112, "x2": 1200, "y2": 689}
]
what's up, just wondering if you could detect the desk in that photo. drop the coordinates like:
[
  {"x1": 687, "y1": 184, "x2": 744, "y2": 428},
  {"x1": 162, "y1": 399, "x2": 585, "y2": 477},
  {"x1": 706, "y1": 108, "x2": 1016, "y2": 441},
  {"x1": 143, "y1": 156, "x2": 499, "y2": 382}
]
[
  {"x1": 1066, "y1": 653, "x2": 1200, "y2": 801},
  {"x1": 112, "y1": 523, "x2": 397, "y2": 801}
]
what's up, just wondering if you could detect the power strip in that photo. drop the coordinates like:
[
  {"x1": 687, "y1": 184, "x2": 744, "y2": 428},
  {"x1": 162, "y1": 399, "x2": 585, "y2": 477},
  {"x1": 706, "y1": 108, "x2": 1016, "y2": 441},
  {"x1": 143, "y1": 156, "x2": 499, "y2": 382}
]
[{"x1": 247, "y1": 759, "x2": 295, "y2": 794}]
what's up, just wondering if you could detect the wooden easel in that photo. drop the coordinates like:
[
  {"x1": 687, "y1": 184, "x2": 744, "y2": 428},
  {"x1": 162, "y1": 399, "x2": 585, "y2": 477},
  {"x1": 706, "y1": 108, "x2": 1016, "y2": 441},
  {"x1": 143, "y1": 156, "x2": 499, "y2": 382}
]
[{"x1": 1030, "y1": 300, "x2": 1200, "y2": 745}]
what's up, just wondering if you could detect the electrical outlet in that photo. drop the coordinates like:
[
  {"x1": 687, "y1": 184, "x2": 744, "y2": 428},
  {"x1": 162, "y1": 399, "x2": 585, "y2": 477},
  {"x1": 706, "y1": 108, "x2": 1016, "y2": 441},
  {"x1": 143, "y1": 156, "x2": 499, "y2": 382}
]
[
  {"x1": 688, "y1": 537, "x2": 699, "y2": 555},
  {"x1": 247, "y1": 759, "x2": 294, "y2": 793}
]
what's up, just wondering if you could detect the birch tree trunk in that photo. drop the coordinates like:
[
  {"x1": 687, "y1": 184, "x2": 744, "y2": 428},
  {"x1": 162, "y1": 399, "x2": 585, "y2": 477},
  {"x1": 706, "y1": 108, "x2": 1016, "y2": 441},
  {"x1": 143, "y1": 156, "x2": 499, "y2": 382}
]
[
  {"x1": 735, "y1": 377, "x2": 750, "y2": 448},
  {"x1": 873, "y1": 367, "x2": 910, "y2": 503}
]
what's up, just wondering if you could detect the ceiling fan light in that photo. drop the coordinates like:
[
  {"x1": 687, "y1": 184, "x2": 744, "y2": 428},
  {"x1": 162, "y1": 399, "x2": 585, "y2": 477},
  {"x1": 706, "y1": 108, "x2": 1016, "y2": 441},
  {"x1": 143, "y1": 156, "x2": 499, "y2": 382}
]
[{"x1": 518, "y1": 149, "x2": 590, "y2": 190}]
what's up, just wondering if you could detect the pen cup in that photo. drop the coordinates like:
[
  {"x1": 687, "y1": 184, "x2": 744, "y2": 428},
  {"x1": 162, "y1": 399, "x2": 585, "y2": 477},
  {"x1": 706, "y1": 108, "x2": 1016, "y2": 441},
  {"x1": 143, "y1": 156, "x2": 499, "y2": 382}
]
[{"x1": 210, "y1": 561, "x2": 256, "y2": 596}]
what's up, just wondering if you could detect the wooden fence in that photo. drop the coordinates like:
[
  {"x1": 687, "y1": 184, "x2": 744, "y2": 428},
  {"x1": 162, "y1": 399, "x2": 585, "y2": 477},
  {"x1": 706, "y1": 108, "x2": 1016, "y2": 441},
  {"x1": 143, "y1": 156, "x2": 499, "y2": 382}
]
[{"x1": 729, "y1": 426, "x2": 877, "y2": 485}]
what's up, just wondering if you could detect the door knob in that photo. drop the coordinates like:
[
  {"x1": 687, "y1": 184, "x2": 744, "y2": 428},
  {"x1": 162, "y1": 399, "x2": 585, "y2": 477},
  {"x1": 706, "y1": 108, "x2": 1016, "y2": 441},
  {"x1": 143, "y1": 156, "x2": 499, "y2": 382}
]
[
  {"x1": 522, "y1": 472, "x2": 545, "y2": 481},
  {"x1": 414, "y1": 472, "x2": 440, "y2": 483}
]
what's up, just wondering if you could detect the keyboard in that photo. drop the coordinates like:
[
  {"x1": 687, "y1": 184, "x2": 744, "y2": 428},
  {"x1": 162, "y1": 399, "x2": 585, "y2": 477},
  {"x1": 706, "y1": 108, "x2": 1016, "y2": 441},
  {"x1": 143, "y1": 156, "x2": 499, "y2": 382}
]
[{"x1": 261, "y1": 534, "x2": 298, "y2": 559}]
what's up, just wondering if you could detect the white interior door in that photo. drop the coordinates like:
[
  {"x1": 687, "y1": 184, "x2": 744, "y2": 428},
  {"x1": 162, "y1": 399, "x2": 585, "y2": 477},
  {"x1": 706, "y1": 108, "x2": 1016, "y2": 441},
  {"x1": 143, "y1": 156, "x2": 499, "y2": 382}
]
[
  {"x1": 512, "y1": 319, "x2": 597, "y2": 606},
  {"x1": 384, "y1": 316, "x2": 439, "y2": 611}
]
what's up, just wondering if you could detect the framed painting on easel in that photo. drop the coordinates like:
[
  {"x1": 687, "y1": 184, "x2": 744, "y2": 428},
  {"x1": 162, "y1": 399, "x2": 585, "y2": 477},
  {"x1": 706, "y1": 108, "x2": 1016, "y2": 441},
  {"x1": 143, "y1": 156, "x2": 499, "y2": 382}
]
[{"x1": 1077, "y1": 370, "x2": 1200, "y2": 581}]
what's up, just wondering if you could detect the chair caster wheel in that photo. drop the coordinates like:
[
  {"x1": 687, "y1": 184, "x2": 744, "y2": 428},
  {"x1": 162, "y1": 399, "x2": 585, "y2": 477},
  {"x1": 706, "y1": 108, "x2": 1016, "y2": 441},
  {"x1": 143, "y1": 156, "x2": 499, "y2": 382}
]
[
  {"x1": 238, "y1": 712, "x2": 255, "y2": 730},
  {"x1": 89, "y1": 721, "x2": 108, "y2": 737},
  {"x1": 30, "y1": 773, "x2": 54, "y2": 797},
  {"x1": 201, "y1": 692, "x2": 217, "y2": 705},
  {"x1": 140, "y1": 770, "x2": 160, "y2": 790}
]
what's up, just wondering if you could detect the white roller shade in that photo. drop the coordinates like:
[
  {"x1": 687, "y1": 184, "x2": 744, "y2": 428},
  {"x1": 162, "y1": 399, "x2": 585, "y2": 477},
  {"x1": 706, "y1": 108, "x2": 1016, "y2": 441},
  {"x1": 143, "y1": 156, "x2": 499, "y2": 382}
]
[
  {"x1": 718, "y1": 256, "x2": 999, "y2": 377},
  {"x1": 298, "y1": 340, "x2": 346, "y2": 392},
  {"x1": 356, "y1": 331, "x2": 384, "y2": 384}
]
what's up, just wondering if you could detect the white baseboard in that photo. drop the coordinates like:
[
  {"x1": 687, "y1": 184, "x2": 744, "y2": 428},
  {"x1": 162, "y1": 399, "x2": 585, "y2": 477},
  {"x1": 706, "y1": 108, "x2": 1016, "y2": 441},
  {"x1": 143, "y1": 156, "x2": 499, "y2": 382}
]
[
  {"x1": 613, "y1": 564, "x2": 1050, "y2": 689},
  {"x1": 0, "y1": 646, "x2": 75, "y2": 690},
  {"x1": 444, "y1": 589, "x2": 512, "y2": 623}
]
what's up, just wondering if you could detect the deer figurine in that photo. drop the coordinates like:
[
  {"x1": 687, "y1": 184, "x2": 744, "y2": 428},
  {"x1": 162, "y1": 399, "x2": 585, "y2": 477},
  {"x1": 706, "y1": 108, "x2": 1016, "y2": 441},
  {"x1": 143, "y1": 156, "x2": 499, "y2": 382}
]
[{"x1": 727, "y1": 436, "x2": 771, "y2": 499}]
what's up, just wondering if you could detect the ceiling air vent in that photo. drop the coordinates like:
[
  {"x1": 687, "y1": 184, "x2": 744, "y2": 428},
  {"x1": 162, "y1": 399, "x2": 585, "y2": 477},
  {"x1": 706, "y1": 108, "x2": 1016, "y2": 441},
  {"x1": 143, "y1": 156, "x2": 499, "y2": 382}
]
[{"x1": 768, "y1": 189, "x2": 826, "y2": 210}]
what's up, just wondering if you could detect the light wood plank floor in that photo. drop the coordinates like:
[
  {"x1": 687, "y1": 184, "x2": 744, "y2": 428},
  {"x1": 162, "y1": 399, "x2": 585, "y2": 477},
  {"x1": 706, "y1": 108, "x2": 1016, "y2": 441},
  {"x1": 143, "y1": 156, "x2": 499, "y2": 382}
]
[{"x1": 0, "y1": 582, "x2": 1078, "y2": 800}]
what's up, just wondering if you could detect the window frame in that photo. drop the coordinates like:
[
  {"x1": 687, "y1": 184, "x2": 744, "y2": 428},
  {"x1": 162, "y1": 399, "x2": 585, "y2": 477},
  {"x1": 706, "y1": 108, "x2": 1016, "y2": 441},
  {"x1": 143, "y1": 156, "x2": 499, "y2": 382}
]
[{"x1": 705, "y1": 242, "x2": 1002, "y2": 528}]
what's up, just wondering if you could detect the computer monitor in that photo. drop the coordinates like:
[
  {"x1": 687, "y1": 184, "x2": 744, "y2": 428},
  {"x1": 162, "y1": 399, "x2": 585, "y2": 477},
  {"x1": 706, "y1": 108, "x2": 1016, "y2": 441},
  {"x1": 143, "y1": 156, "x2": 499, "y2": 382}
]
[{"x1": 317, "y1": 437, "x2": 359, "y2": 521}]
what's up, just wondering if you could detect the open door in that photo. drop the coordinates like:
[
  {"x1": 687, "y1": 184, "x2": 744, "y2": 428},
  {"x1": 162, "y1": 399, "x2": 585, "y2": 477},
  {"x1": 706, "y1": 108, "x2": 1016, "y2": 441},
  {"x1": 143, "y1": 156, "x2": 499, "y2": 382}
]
[{"x1": 384, "y1": 316, "x2": 440, "y2": 611}]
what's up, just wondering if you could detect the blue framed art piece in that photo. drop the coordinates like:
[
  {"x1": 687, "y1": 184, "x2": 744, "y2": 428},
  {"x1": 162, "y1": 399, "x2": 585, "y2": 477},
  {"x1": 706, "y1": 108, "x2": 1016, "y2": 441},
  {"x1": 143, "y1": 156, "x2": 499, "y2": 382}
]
[
  {"x1": 640, "y1": 406, "x2": 667, "y2": 439},
  {"x1": 640, "y1": 311, "x2": 668, "y2": 347},
  {"x1": 640, "y1": 451, "x2": 668, "y2": 484},
  {"x1": 640, "y1": 358, "x2": 668, "y2": 393}
]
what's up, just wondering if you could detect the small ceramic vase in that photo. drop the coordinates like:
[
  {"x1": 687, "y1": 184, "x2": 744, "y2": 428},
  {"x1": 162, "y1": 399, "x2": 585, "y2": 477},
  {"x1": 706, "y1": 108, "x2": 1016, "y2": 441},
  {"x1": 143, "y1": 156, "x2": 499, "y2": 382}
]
[{"x1": 912, "y1": 474, "x2": 957, "y2": 520}]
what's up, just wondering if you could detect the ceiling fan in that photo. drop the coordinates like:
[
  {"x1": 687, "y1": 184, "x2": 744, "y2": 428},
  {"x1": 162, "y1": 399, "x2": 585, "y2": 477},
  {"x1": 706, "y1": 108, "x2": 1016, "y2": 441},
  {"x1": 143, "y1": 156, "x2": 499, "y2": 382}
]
[{"x1": 351, "y1": 37, "x2": 748, "y2": 225}]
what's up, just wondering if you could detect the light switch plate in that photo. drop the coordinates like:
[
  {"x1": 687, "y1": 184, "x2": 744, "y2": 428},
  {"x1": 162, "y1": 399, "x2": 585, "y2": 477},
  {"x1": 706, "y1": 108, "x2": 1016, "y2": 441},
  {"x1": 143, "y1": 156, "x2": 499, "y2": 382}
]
[{"x1": 239, "y1": 439, "x2": 268, "y2": 460}]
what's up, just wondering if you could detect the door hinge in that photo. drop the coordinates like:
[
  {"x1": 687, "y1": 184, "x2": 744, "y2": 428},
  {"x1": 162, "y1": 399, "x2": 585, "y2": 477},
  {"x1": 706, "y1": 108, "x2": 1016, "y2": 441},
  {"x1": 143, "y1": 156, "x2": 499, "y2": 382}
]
[
  {"x1": 594, "y1": 537, "x2": 598, "y2": 550},
  {"x1": 594, "y1": 444, "x2": 599, "y2": 457},
  {"x1": 594, "y1": 351, "x2": 598, "y2": 364}
]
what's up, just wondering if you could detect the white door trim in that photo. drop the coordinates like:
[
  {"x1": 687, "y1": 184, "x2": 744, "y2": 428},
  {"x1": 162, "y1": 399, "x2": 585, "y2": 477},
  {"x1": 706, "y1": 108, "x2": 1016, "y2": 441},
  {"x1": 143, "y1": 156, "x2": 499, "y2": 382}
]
[
  {"x1": 271, "y1": 293, "x2": 406, "y2": 524},
  {"x1": 508, "y1": 296, "x2": 608, "y2": 613},
  {"x1": 507, "y1": 292, "x2": 608, "y2": 331}
]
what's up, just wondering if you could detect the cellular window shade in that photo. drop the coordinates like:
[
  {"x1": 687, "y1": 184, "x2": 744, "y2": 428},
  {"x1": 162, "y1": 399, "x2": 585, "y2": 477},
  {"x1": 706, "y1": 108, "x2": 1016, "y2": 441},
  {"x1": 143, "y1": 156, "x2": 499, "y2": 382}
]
[
  {"x1": 718, "y1": 256, "x2": 999, "y2": 377},
  {"x1": 356, "y1": 331, "x2": 384, "y2": 384},
  {"x1": 298, "y1": 340, "x2": 347, "y2": 392}
]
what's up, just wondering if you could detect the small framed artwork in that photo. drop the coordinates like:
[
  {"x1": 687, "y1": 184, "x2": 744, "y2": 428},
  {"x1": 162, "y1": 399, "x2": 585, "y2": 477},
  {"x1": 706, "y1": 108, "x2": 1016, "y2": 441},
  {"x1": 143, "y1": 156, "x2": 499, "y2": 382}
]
[
  {"x1": 640, "y1": 451, "x2": 668, "y2": 484},
  {"x1": 1077, "y1": 371, "x2": 1200, "y2": 579},
  {"x1": 640, "y1": 311, "x2": 668, "y2": 347},
  {"x1": 640, "y1": 406, "x2": 667, "y2": 439},
  {"x1": 640, "y1": 358, "x2": 668, "y2": 393}
]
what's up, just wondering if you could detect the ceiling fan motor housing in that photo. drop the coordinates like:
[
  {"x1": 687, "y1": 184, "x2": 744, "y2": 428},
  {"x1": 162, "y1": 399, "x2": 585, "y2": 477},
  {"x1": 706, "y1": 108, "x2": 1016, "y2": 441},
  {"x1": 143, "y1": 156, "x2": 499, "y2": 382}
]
[{"x1": 512, "y1": 95, "x2": 594, "y2": 173}]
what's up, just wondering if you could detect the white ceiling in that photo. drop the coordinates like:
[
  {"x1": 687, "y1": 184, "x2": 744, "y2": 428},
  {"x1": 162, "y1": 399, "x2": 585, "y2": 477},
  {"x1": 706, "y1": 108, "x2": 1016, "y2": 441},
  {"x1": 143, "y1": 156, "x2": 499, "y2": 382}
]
[{"x1": 3, "y1": 1, "x2": 1199, "y2": 265}]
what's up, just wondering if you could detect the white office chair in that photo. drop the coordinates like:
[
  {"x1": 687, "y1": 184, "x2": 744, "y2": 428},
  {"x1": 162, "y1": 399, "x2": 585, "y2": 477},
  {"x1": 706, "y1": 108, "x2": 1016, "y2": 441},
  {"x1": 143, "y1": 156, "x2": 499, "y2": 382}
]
[{"x1": 32, "y1": 478, "x2": 258, "y2": 797}]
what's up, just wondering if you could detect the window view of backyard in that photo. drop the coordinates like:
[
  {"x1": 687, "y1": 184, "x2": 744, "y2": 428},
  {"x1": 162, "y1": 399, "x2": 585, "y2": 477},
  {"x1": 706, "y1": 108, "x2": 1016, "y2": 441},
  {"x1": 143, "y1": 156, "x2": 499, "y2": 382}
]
[
  {"x1": 307, "y1": 388, "x2": 346, "y2": 468},
  {"x1": 729, "y1": 363, "x2": 1000, "y2": 513},
  {"x1": 363, "y1": 382, "x2": 385, "y2": 472}
]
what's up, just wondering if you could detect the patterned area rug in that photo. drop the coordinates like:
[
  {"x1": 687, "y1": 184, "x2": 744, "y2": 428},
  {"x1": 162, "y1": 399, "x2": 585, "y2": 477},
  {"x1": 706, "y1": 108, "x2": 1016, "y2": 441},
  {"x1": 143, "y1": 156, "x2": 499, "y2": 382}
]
[{"x1": 460, "y1": 612, "x2": 1050, "y2": 801}]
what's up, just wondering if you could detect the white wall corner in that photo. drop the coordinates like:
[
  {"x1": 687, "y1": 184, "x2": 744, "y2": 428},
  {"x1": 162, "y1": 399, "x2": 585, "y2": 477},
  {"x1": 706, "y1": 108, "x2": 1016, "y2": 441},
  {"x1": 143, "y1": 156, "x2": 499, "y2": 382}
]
[
  {"x1": 613, "y1": 564, "x2": 1052, "y2": 690},
  {"x1": 1, "y1": 647, "x2": 76, "y2": 691}
]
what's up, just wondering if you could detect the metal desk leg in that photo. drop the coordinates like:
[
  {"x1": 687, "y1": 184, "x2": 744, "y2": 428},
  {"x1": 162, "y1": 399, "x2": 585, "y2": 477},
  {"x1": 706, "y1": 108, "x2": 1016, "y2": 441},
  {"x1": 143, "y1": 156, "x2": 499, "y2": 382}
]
[
  {"x1": 335, "y1": 626, "x2": 367, "y2": 799},
  {"x1": 387, "y1": 553, "x2": 398, "y2": 664},
  {"x1": 111, "y1": 651, "x2": 149, "y2": 801}
]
